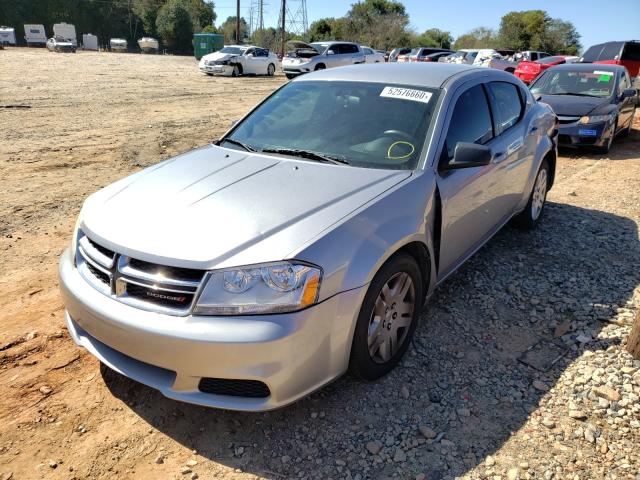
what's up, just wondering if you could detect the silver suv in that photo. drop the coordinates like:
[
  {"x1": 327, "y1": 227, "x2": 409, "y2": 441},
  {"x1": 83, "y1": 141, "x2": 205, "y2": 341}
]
[{"x1": 282, "y1": 41, "x2": 365, "y2": 79}]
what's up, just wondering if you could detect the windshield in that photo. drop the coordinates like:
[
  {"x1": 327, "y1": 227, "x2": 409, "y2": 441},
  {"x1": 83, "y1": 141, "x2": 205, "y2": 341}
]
[
  {"x1": 220, "y1": 46, "x2": 246, "y2": 55},
  {"x1": 225, "y1": 81, "x2": 440, "y2": 170},
  {"x1": 310, "y1": 43, "x2": 329, "y2": 54},
  {"x1": 537, "y1": 55, "x2": 563, "y2": 65},
  {"x1": 531, "y1": 69, "x2": 616, "y2": 98}
]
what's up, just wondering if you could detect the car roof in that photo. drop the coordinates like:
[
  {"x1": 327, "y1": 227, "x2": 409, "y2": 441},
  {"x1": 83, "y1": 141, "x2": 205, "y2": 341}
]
[
  {"x1": 311, "y1": 40, "x2": 357, "y2": 45},
  {"x1": 294, "y1": 63, "x2": 489, "y2": 88},
  {"x1": 550, "y1": 63, "x2": 626, "y2": 74}
]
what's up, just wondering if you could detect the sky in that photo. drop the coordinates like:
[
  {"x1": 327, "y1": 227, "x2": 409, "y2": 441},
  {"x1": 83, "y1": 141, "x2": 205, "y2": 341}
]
[{"x1": 213, "y1": 0, "x2": 640, "y2": 52}]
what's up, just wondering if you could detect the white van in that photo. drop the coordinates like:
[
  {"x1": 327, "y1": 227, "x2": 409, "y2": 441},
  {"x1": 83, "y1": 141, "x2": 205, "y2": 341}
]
[
  {"x1": 53, "y1": 22, "x2": 77, "y2": 46},
  {"x1": 0, "y1": 26, "x2": 16, "y2": 45},
  {"x1": 24, "y1": 24, "x2": 46, "y2": 47}
]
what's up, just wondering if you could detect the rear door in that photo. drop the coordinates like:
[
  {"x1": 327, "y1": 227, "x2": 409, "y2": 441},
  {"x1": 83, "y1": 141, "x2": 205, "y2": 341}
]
[{"x1": 485, "y1": 81, "x2": 532, "y2": 209}]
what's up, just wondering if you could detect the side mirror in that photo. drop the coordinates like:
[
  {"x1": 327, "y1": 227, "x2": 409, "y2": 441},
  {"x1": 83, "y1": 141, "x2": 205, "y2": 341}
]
[
  {"x1": 326, "y1": 50, "x2": 335, "y2": 55},
  {"x1": 444, "y1": 142, "x2": 492, "y2": 170},
  {"x1": 621, "y1": 88, "x2": 637, "y2": 99},
  {"x1": 246, "y1": 53, "x2": 253, "y2": 58}
]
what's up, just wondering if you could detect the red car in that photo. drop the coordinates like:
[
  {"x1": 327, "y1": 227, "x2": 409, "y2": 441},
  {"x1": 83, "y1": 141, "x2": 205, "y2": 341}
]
[
  {"x1": 515, "y1": 55, "x2": 579, "y2": 84},
  {"x1": 581, "y1": 41, "x2": 640, "y2": 91}
]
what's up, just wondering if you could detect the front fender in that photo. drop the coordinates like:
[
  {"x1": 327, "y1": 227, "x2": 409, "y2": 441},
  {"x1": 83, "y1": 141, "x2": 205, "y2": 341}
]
[{"x1": 292, "y1": 172, "x2": 437, "y2": 303}]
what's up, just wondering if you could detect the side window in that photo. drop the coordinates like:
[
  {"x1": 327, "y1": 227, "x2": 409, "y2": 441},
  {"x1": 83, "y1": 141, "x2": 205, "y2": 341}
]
[
  {"x1": 487, "y1": 82, "x2": 524, "y2": 135},
  {"x1": 338, "y1": 44, "x2": 358, "y2": 54},
  {"x1": 444, "y1": 85, "x2": 494, "y2": 159},
  {"x1": 530, "y1": 52, "x2": 538, "y2": 61},
  {"x1": 619, "y1": 72, "x2": 630, "y2": 94},
  {"x1": 245, "y1": 48, "x2": 254, "y2": 56},
  {"x1": 621, "y1": 42, "x2": 640, "y2": 61},
  {"x1": 257, "y1": 48, "x2": 268, "y2": 57}
]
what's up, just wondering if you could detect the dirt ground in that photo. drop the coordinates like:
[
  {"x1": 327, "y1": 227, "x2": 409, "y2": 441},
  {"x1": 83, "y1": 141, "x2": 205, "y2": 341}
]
[{"x1": 0, "y1": 48, "x2": 639, "y2": 480}]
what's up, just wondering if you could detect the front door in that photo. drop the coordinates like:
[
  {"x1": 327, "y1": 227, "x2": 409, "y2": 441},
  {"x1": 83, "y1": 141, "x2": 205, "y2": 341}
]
[{"x1": 435, "y1": 82, "x2": 522, "y2": 278}]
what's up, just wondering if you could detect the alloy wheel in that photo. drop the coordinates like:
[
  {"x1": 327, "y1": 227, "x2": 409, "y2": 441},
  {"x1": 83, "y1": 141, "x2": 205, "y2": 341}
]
[{"x1": 367, "y1": 272, "x2": 415, "y2": 364}]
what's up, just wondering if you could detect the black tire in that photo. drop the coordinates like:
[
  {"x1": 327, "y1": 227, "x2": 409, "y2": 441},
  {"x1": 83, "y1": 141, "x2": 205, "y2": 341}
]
[
  {"x1": 513, "y1": 159, "x2": 550, "y2": 230},
  {"x1": 267, "y1": 63, "x2": 275, "y2": 76},
  {"x1": 349, "y1": 254, "x2": 423, "y2": 381},
  {"x1": 315, "y1": 63, "x2": 326, "y2": 71},
  {"x1": 231, "y1": 65, "x2": 240, "y2": 77},
  {"x1": 621, "y1": 109, "x2": 635, "y2": 137},
  {"x1": 597, "y1": 120, "x2": 617, "y2": 154},
  {"x1": 285, "y1": 73, "x2": 296, "y2": 80},
  {"x1": 205, "y1": 73, "x2": 213, "y2": 76}
]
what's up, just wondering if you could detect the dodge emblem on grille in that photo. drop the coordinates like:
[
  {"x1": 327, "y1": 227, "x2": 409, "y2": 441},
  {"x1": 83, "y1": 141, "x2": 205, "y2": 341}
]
[{"x1": 145, "y1": 290, "x2": 188, "y2": 303}]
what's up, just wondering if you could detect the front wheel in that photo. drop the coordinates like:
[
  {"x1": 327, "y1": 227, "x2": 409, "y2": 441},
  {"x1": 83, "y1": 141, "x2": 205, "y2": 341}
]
[
  {"x1": 231, "y1": 65, "x2": 240, "y2": 77},
  {"x1": 513, "y1": 159, "x2": 549, "y2": 230},
  {"x1": 267, "y1": 63, "x2": 275, "y2": 76},
  {"x1": 597, "y1": 120, "x2": 617, "y2": 154},
  {"x1": 349, "y1": 254, "x2": 423, "y2": 381},
  {"x1": 285, "y1": 73, "x2": 296, "y2": 80}
]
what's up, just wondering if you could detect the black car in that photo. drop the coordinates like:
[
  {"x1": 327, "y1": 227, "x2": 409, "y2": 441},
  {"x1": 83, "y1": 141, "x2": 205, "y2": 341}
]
[{"x1": 530, "y1": 63, "x2": 637, "y2": 153}]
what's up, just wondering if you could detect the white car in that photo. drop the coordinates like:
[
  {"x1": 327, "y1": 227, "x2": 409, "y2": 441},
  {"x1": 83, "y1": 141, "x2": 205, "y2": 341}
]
[
  {"x1": 361, "y1": 46, "x2": 385, "y2": 63},
  {"x1": 46, "y1": 36, "x2": 76, "y2": 53},
  {"x1": 199, "y1": 45, "x2": 278, "y2": 77}
]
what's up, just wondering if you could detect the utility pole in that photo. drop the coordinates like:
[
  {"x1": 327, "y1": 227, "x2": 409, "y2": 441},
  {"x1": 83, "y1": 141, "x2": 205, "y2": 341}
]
[
  {"x1": 279, "y1": 0, "x2": 286, "y2": 57},
  {"x1": 236, "y1": 0, "x2": 241, "y2": 44}
]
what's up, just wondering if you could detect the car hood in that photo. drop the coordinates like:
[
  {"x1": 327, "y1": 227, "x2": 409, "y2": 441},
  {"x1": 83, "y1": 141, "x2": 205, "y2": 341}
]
[
  {"x1": 536, "y1": 94, "x2": 611, "y2": 117},
  {"x1": 201, "y1": 51, "x2": 239, "y2": 62},
  {"x1": 81, "y1": 145, "x2": 411, "y2": 270}
]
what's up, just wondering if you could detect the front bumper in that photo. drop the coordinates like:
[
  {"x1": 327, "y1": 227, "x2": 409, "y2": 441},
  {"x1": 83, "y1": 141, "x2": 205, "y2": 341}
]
[
  {"x1": 59, "y1": 248, "x2": 365, "y2": 411},
  {"x1": 199, "y1": 64, "x2": 234, "y2": 76},
  {"x1": 281, "y1": 62, "x2": 312, "y2": 75},
  {"x1": 557, "y1": 119, "x2": 610, "y2": 148}
]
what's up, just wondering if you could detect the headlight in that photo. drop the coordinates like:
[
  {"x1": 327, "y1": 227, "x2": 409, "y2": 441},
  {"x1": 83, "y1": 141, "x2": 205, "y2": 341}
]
[
  {"x1": 194, "y1": 261, "x2": 322, "y2": 315},
  {"x1": 580, "y1": 114, "x2": 614, "y2": 124},
  {"x1": 70, "y1": 215, "x2": 83, "y2": 266}
]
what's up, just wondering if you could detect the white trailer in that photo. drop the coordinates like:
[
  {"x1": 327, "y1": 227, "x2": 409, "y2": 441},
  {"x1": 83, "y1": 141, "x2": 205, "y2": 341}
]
[
  {"x1": 0, "y1": 26, "x2": 17, "y2": 45},
  {"x1": 82, "y1": 33, "x2": 98, "y2": 51},
  {"x1": 24, "y1": 24, "x2": 46, "y2": 47},
  {"x1": 53, "y1": 22, "x2": 77, "y2": 46}
]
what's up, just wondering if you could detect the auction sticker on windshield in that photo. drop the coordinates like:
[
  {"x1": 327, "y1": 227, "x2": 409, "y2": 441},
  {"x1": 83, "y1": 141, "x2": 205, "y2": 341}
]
[{"x1": 380, "y1": 86, "x2": 432, "y2": 104}]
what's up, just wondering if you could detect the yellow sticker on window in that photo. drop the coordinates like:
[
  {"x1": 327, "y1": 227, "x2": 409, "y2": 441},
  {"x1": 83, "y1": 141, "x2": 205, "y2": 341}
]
[{"x1": 387, "y1": 141, "x2": 415, "y2": 160}]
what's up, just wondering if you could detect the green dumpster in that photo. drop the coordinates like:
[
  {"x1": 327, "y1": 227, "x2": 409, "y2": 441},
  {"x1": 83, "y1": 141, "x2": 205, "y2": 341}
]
[{"x1": 194, "y1": 33, "x2": 224, "y2": 60}]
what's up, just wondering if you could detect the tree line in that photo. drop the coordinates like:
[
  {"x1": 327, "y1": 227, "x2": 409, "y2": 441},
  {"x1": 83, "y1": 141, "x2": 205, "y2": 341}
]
[
  {"x1": 308, "y1": 2, "x2": 581, "y2": 55},
  {"x1": 0, "y1": 0, "x2": 582, "y2": 55}
]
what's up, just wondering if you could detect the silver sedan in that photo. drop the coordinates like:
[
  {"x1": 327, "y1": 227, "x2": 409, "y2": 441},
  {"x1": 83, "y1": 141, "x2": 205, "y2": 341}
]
[{"x1": 59, "y1": 63, "x2": 557, "y2": 411}]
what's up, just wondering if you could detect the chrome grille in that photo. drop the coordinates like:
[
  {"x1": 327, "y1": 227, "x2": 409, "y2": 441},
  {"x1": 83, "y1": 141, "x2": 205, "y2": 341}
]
[{"x1": 75, "y1": 231, "x2": 206, "y2": 316}]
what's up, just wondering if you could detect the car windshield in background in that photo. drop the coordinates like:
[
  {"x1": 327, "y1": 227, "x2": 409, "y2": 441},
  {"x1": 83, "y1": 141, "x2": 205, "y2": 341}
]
[
  {"x1": 537, "y1": 56, "x2": 564, "y2": 64},
  {"x1": 531, "y1": 70, "x2": 616, "y2": 98},
  {"x1": 311, "y1": 43, "x2": 328, "y2": 54},
  {"x1": 224, "y1": 81, "x2": 440, "y2": 170},
  {"x1": 219, "y1": 46, "x2": 246, "y2": 55}
]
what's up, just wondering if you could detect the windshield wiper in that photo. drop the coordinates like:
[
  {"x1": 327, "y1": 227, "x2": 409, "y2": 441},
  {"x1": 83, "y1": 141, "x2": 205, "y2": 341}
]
[
  {"x1": 261, "y1": 148, "x2": 349, "y2": 165},
  {"x1": 547, "y1": 92, "x2": 601, "y2": 98},
  {"x1": 218, "y1": 137, "x2": 256, "y2": 152}
]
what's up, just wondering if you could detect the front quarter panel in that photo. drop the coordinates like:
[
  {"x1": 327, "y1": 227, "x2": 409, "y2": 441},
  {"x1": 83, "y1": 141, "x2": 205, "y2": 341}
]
[{"x1": 291, "y1": 172, "x2": 437, "y2": 303}]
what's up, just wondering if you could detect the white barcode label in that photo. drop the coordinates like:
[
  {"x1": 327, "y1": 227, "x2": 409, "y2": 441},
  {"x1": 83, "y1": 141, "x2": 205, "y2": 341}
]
[{"x1": 380, "y1": 86, "x2": 432, "y2": 104}]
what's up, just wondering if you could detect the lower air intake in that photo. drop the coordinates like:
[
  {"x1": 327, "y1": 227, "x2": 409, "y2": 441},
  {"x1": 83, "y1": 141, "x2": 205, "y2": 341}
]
[{"x1": 198, "y1": 378, "x2": 270, "y2": 398}]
